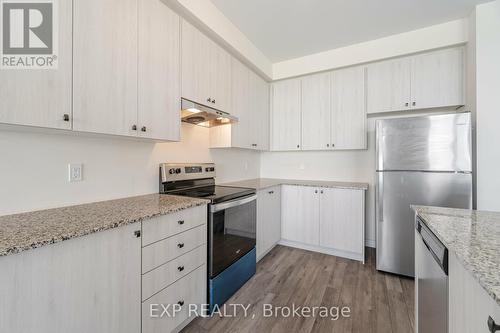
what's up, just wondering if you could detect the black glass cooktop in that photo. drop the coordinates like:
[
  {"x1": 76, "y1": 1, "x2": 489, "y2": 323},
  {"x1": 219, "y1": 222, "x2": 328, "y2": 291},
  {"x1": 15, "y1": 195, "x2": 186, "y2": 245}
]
[{"x1": 168, "y1": 185, "x2": 255, "y2": 204}]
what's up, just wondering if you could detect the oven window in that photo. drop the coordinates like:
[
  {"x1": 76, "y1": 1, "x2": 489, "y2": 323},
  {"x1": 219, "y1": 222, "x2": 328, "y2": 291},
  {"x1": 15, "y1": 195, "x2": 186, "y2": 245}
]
[{"x1": 210, "y1": 199, "x2": 256, "y2": 278}]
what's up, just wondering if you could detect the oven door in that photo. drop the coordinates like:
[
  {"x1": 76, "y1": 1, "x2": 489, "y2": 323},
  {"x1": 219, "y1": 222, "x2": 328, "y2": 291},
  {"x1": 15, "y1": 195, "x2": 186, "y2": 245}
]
[{"x1": 209, "y1": 194, "x2": 257, "y2": 278}]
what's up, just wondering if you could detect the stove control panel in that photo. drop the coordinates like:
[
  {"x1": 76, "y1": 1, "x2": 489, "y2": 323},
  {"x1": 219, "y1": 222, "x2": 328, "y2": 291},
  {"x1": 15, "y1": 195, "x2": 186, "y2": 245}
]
[{"x1": 161, "y1": 163, "x2": 216, "y2": 183}]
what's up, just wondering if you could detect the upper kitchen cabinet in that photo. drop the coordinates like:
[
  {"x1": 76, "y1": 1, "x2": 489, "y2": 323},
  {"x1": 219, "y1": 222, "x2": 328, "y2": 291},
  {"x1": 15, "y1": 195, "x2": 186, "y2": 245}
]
[
  {"x1": 249, "y1": 70, "x2": 270, "y2": 150},
  {"x1": 411, "y1": 47, "x2": 465, "y2": 110},
  {"x1": 181, "y1": 20, "x2": 231, "y2": 112},
  {"x1": 209, "y1": 58, "x2": 269, "y2": 150},
  {"x1": 301, "y1": 72, "x2": 331, "y2": 151},
  {"x1": 73, "y1": 0, "x2": 138, "y2": 136},
  {"x1": 138, "y1": 0, "x2": 181, "y2": 141},
  {"x1": 366, "y1": 57, "x2": 411, "y2": 114},
  {"x1": 0, "y1": 0, "x2": 72, "y2": 130},
  {"x1": 367, "y1": 46, "x2": 465, "y2": 114},
  {"x1": 331, "y1": 66, "x2": 367, "y2": 149},
  {"x1": 271, "y1": 78, "x2": 302, "y2": 151}
]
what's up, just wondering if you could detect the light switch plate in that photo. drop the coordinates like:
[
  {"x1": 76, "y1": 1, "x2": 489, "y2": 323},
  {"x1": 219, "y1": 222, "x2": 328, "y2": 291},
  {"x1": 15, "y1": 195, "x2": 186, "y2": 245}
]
[{"x1": 68, "y1": 164, "x2": 83, "y2": 182}]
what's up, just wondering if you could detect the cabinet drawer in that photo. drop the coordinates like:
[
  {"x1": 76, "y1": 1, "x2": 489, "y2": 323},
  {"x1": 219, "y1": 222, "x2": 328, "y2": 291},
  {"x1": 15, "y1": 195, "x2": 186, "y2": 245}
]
[
  {"x1": 142, "y1": 224, "x2": 207, "y2": 273},
  {"x1": 142, "y1": 245, "x2": 206, "y2": 301},
  {"x1": 142, "y1": 265, "x2": 206, "y2": 333},
  {"x1": 142, "y1": 205, "x2": 207, "y2": 246}
]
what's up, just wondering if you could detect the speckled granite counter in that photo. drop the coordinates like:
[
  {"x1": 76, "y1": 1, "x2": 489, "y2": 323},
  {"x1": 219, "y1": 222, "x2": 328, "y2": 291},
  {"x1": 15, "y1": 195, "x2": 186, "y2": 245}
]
[
  {"x1": 220, "y1": 178, "x2": 368, "y2": 191},
  {"x1": 0, "y1": 194, "x2": 209, "y2": 257},
  {"x1": 413, "y1": 205, "x2": 500, "y2": 307}
]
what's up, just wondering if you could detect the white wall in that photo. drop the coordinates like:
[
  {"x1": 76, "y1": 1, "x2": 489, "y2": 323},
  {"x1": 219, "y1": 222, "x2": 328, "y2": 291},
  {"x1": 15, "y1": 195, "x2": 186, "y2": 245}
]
[
  {"x1": 475, "y1": 0, "x2": 500, "y2": 211},
  {"x1": 0, "y1": 124, "x2": 260, "y2": 215}
]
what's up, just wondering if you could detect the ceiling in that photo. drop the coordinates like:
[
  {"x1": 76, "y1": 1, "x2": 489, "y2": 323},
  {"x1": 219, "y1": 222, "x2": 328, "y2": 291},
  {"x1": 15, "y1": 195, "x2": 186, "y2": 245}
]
[{"x1": 210, "y1": 0, "x2": 489, "y2": 62}]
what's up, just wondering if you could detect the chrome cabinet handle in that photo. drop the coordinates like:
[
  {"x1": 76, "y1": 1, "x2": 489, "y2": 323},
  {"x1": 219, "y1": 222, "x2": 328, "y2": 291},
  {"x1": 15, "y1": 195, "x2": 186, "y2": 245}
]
[
  {"x1": 268, "y1": 190, "x2": 274, "y2": 194},
  {"x1": 131, "y1": 125, "x2": 137, "y2": 131},
  {"x1": 177, "y1": 300, "x2": 184, "y2": 306},
  {"x1": 177, "y1": 265, "x2": 185, "y2": 272},
  {"x1": 134, "y1": 230, "x2": 141, "y2": 238},
  {"x1": 212, "y1": 99, "x2": 216, "y2": 104},
  {"x1": 320, "y1": 190, "x2": 324, "y2": 194},
  {"x1": 405, "y1": 102, "x2": 409, "y2": 107},
  {"x1": 327, "y1": 144, "x2": 329, "y2": 147},
  {"x1": 178, "y1": 220, "x2": 185, "y2": 225},
  {"x1": 488, "y1": 316, "x2": 500, "y2": 332},
  {"x1": 63, "y1": 114, "x2": 70, "y2": 122},
  {"x1": 412, "y1": 101, "x2": 416, "y2": 106},
  {"x1": 177, "y1": 243, "x2": 184, "y2": 248},
  {"x1": 314, "y1": 190, "x2": 318, "y2": 194},
  {"x1": 141, "y1": 126, "x2": 147, "y2": 132},
  {"x1": 207, "y1": 98, "x2": 212, "y2": 103}
]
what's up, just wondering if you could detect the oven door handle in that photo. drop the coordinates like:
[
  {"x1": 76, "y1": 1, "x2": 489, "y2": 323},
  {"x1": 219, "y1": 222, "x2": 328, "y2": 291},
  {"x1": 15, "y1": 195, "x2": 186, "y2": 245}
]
[{"x1": 210, "y1": 194, "x2": 257, "y2": 213}]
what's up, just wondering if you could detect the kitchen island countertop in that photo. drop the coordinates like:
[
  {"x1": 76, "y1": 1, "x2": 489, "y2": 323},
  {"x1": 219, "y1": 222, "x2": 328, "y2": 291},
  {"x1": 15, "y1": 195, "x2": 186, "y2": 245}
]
[{"x1": 413, "y1": 205, "x2": 500, "y2": 307}]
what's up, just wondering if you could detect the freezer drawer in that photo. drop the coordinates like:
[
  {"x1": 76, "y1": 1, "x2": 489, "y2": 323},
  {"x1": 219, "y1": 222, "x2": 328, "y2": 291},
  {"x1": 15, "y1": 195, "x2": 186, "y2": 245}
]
[{"x1": 376, "y1": 171, "x2": 471, "y2": 276}]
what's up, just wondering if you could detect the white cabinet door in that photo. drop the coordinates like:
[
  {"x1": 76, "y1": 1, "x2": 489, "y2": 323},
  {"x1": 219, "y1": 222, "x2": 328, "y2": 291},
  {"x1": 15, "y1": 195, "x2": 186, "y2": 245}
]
[
  {"x1": 366, "y1": 57, "x2": 411, "y2": 114},
  {"x1": 229, "y1": 57, "x2": 251, "y2": 149},
  {"x1": 181, "y1": 19, "x2": 211, "y2": 106},
  {"x1": 281, "y1": 185, "x2": 319, "y2": 245},
  {"x1": 73, "y1": 0, "x2": 138, "y2": 136},
  {"x1": 448, "y1": 252, "x2": 500, "y2": 333},
  {"x1": 257, "y1": 186, "x2": 281, "y2": 260},
  {"x1": 271, "y1": 79, "x2": 302, "y2": 151},
  {"x1": 319, "y1": 188, "x2": 364, "y2": 256},
  {"x1": 301, "y1": 73, "x2": 331, "y2": 151},
  {"x1": 250, "y1": 70, "x2": 270, "y2": 151},
  {"x1": 331, "y1": 66, "x2": 367, "y2": 150},
  {"x1": 210, "y1": 42, "x2": 231, "y2": 112},
  {"x1": 138, "y1": 0, "x2": 180, "y2": 141},
  {"x1": 0, "y1": 0, "x2": 72, "y2": 130},
  {"x1": 0, "y1": 223, "x2": 141, "y2": 333},
  {"x1": 411, "y1": 47, "x2": 465, "y2": 110}
]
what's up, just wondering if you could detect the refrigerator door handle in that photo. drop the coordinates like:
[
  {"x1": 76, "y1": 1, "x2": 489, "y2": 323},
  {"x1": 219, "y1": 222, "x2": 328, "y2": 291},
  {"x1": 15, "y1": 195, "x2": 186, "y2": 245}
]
[{"x1": 377, "y1": 172, "x2": 384, "y2": 223}]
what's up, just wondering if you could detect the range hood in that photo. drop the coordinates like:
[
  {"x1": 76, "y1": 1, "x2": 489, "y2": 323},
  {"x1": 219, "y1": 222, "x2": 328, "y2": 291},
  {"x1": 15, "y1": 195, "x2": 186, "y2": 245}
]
[{"x1": 181, "y1": 99, "x2": 238, "y2": 128}]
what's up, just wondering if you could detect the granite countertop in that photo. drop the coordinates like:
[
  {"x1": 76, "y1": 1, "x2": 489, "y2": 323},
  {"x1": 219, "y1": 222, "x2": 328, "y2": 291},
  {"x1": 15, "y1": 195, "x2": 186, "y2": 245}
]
[
  {"x1": 0, "y1": 194, "x2": 209, "y2": 257},
  {"x1": 220, "y1": 178, "x2": 369, "y2": 191},
  {"x1": 413, "y1": 205, "x2": 500, "y2": 307}
]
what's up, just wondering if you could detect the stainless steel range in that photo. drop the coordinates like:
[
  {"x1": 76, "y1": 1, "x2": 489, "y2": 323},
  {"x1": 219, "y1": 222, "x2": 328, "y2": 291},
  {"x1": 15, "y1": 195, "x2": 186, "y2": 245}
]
[{"x1": 159, "y1": 163, "x2": 257, "y2": 311}]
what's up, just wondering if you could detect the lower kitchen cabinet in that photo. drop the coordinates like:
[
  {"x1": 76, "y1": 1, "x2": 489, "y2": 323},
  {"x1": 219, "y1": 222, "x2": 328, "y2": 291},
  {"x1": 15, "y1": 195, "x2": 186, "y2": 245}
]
[
  {"x1": 281, "y1": 185, "x2": 365, "y2": 262},
  {"x1": 281, "y1": 185, "x2": 320, "y2": 245},
  {"x1": 319, "y1": 187, "x2": 364, "y2": 258},
  {"x1": 256, "y1": 186, "x2": 281, "y2": 260},
  {"x1": 0, "y1": 223, "x2": 141, "y2": 333},
  {"x1": 448, "y1": 253, "x2": 500, "y2": 333}
]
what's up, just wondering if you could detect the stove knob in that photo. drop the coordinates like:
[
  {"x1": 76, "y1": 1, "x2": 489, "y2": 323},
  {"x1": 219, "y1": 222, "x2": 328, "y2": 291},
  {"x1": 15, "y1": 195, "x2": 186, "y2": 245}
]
[
  {"x1": 169, "y1": 168, "x2": 176, "y2": 174},
  {"x1": 175, "y1": 168, "x2": 182, "y2": 174}
]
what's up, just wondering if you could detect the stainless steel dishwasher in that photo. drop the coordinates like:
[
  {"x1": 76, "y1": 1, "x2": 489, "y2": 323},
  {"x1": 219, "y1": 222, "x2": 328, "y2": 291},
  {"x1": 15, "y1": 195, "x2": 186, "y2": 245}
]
[{"x1": 415, "y1": 216, "x2": 449, "y2": 333}]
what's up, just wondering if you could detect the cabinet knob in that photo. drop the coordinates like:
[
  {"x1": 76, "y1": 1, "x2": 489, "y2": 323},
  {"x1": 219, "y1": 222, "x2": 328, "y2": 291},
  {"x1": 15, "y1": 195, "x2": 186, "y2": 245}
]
[
  {"x1": 134, "y1": 230, "x2": 141, "y2": 238},
  {"x1": 63, "y1": 114, "x2": 70, "y2": 122},
  {"x1": 332, "y1": 143, "x2": 335, "y2": 147},
  {"x1": 177, "y1": 300, "x2": 185, "y2": 307},
  {"x1": 177, "y1": 242, "x2": 185, "y2": 248},
  {"x1": 177, "y1": 265, "x2": 185, "y2": 272},
  {"x1": 315, "y1": 190, "x2": 318, "y2": 194},
  {"x1": 320, "y1": 190, "x2": 324, "y2": 194},
  {"x1": 131, "y1": 125, "x2": 137, "y2": 131},
  {"x1": 207, "y1": 98, "x2": 212, "y2": 103},
  {"x1": 405, "y1": 102, "x2": 409, "y2": 107},
  {"x1": 178, "y1": 220, "x2": 185, "y2": 225},
  {"x1": 297, "y1": 144, "x2": 300, "y2": 148},
  {"x1": 412, "y1": 101, "x2": 416, "y2": 106},
  {"x1": 327, "y1": 144, "x2": 329, "y2": 147},
  {"x1": 488, "y1": 316, "x2": 500, "y2": 332},
  {"x1": 268, "y1": 190, "x2": 274, "y2": 194},
  {"x1": 141, "y1": 126, "x2": 147, "y2": 132},
  {"x1": 212, "y1": 99, "x2": 216, "y2": 104}
]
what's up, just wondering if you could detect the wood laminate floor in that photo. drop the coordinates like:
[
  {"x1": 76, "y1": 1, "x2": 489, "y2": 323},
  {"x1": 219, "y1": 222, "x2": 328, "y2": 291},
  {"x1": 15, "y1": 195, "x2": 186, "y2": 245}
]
[{"x1": 182, "y1": 245, "x2": 415, "y2": 333}]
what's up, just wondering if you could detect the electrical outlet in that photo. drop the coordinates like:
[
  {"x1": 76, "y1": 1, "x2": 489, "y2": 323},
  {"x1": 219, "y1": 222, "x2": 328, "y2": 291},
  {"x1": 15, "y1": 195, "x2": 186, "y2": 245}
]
[{"x1": 68, "y1": 164, "x2": 83, "y2": 182}]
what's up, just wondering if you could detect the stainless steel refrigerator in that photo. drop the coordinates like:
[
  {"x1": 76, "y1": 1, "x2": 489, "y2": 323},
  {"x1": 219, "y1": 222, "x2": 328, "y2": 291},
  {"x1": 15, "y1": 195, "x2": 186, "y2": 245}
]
[{"x1": 376, "y1": 112, "x2": 472, "y2": 277}]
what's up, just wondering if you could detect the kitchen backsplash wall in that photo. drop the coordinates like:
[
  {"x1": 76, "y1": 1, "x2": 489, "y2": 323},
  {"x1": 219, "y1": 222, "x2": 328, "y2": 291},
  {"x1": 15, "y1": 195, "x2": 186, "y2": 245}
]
[{"x1": 0, "y1": 124, "x2": 260, "y2": 216}]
